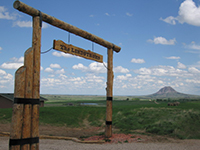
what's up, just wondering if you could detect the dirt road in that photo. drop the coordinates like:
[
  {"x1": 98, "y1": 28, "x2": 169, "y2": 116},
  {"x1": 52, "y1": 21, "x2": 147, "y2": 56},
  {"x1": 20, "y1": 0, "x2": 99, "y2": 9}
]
[
  {"x1": 1, "y1": 137, "x2": 200, "y2": 150},
  {"x1": 1, "y1": 123, "x2": 200, "y2": 150}
]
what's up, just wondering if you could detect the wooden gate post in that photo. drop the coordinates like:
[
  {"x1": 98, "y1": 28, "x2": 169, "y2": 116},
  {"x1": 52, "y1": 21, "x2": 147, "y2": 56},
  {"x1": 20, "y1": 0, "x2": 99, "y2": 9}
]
[
  {"x1": 31, "y1": 15, "x2": 41, "y2": 150},
  {"x1": 105, "y1": 48, "x2": 114, "y2": 138},
  {"x1": 9, "y1": 15, "x2": 41, "y2": 150}
]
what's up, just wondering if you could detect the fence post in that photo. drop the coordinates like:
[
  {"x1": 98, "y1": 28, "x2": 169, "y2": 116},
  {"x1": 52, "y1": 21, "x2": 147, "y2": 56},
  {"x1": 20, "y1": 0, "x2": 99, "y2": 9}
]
[{"x1": 105, "y1": 48, "x2": 113, "y2": 138}]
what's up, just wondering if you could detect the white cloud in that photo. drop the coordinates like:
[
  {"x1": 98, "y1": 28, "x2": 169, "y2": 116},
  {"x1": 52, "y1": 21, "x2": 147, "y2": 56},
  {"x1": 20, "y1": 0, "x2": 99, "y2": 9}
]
[
  {"x1": 148, "y1": 37, "x2": 176, "y2": 45},
  {"x1": 105, "y1": 13, "x2": 110, "y2": 16},
  {"x1": 0, "y1": 68, "x2": 14, "y2": 92},
  {"x1": 73, "y1": 62, "x2": 107, "y2": 74},
  {"x1": 3, "y1": 73, "x2": 13, "y2": 80},
  {"x1": 50, "y1": 64, "x2": 61, "y2": 69},
  {"x1": 55, "y1": 69, "x2": 65, "y2": 74},
  {"x1": 13, "y1": 21, "x2": 49, "y2": 28},
  {"x1": 134, "y1": 65, "x2": 188, "y2": 77},
  {"x1": 131, "y1": 58, "x2": 145, "y2": 63},
  {"x1": 11, "y1": 57, "x2": 24, "y2": 63},
  {"x1": 0, "y1": 69, "x2": 6, "y2": 75},
  {"x1": 134, "y1": 67, "x2": 151, "y2": 75},
  {"x1": 72, "y1": 63, "x2": 88, "y2": 72},
  {"x1": 13, "y1": 20, "x2": 32, "y2": 27},
  {"x1": 73, "y1": 62, "x2": 129, "y2": 74},
  {"x1": 165, "y1": 56, "x2": 180, "y2": 60},
  {"x1": 157, "y1": 80, "x2": 164, "y2": 84},
  {"x1": 59, "y1": 74, "x2": 68, "y2": 79},
  {"x1": 0, "y1": 6, "x2": 16, "y2": 20},
  {"x1": 177, "y1": 0, "x2": 200, "y2": 26},
  {"x1": 69, "y1": 77, "x2": 82, "y2": 82},
  {"x1": 0, "y1": 47, "x2": 2, "y2": 51},
  {"x1": 41, "y1": 72, "x2": 106, "y2": 94},
  {"x1": 177, "y1": 62, "x2": 187, "y2": 69},
  {"x1": 126, "y1": 12, "x2": 133, "y2": 17},
  {"x1": 114, "y1": 66, "x2": 129, "y2": 73},
  {"x1": 161, "y1": 0, "x2": 200, "y2": 26},
  {"x1": 89, "y1": 62, "x2": 106, "y2": 74},
  {"x1": 0, "y1": 62, "x2": 23, "y2": 70},
  {"x1": 188, "y1": 67, "x2": 200, "y2": 74},
  {"x1": 160, "y1": 16, "x2": 177, "y2": 25},
  {"x1": 185, "y1": 42, "x2": 200, "y2": 50},
  {"x1": 41, "y1": 77, "x2": 62, "y2": 87},
  {"x1": 90, "y1": 14, "x2": 94, "y2": 17},
  {"x1": 0, "y1": 56, "x2": 24, "y2": 70},
  {"x1": 85, "y1": 74, "x2": 104, "y2": 83},
  {"x1": 44, "y1": 67, "x2": 54, "y2": 73},
  {"x1": 186, "y1": 79, "x2": 200, "y2": 84},
  {"x1": 116, "y1": 74, "x2": 132, "y2": 80}
]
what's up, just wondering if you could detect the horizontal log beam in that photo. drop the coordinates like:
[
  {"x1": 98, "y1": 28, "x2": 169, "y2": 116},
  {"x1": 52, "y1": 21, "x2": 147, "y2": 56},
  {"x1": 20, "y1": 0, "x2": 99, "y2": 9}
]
[{"x1": 13, "y1": 1, "x2": 121, "y2": 53}]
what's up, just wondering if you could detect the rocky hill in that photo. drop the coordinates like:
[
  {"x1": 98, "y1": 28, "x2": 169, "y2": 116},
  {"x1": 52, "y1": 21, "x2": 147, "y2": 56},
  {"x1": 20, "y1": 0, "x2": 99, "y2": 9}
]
[{"x1": 140, "y1": 86, "x2": 200, "y2": 99}]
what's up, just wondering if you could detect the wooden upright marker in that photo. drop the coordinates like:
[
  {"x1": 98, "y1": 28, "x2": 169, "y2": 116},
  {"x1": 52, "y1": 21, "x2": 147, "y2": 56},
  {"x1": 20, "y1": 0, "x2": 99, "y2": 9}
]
[
  {"x1": 22, "y1": 47, "x2": 34, "y2": 150},
  {"x1": 31, "y1": 15, "x2": 41, "y2": 150},
  {"x1": 105, "y1": 48, "x2": 114, "y2": 137},
  {"x1": 9, "y1": 67, "x2": 25, "y2": 150}
]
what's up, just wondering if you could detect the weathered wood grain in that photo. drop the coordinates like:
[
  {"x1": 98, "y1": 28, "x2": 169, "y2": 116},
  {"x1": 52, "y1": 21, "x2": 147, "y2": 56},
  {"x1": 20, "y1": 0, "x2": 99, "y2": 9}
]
[
  {"x1": 105, "y1": 48, "x2": 113, "y2": 138},
  {"x1": 10, "y1": 66, "x2": 26, "y2": 150},
  {"x1": 31, "y1": 16, "x2": 41, "y2": 150},
  {"x1": 21, "y1": 47, "x2": 34, "y2": 150}
]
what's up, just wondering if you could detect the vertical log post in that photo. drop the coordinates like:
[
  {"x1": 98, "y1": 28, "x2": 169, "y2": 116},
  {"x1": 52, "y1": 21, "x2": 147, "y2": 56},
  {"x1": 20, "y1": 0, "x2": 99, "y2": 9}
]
[
  {"x1": 105, "y1": 48, "x2": 114, "y2": 138},
  {"x1": 31, "y1": 15, "x2": 41, "y2": 150},
  {"x1": 9, "y1": 67, "x2": 26, "y2": 150},
  {"x1": 22, "y1": 47, "x2": 34, "y2": 150}
]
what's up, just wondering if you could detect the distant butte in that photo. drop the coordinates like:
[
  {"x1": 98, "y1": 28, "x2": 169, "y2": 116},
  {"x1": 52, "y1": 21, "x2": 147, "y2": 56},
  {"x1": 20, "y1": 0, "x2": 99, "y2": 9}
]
[{"x1": 139, "y1": 86, "x2": 200, "y2": 99}]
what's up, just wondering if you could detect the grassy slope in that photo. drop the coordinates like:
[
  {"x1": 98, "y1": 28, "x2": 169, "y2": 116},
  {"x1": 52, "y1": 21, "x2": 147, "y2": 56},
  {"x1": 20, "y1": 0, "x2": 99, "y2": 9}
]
[
  {"x1": 0, "y1": 96, "x2": 200, "y2": 139},
  {"x1": 113, "y1": 101, "x2": 200, "y2": 139}
]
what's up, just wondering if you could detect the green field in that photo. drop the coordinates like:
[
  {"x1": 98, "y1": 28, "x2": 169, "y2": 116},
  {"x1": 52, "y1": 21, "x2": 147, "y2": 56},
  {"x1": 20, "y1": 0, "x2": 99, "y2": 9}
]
[{"x1": 0, "y1": 95, "x2": 200, "y2": 139}]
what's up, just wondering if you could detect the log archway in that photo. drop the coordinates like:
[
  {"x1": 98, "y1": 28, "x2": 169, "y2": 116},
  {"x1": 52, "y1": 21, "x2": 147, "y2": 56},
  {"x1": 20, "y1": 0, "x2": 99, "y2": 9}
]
[{"x1": 9, "y1": 1, "x2": 121, "y2": 149}]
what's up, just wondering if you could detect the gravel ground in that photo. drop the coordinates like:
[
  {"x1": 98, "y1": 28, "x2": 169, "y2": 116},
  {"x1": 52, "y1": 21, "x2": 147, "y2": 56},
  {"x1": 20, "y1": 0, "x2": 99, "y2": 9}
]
[{"x1": 1, "y1": 137, "x2": 200, "y2": 150}]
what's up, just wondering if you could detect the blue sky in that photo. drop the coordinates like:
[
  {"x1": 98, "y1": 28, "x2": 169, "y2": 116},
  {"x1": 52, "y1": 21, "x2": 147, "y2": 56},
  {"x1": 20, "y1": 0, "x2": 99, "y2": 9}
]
[{"x1": 1, "y1": 0, "x2": 200, "y2": 95}]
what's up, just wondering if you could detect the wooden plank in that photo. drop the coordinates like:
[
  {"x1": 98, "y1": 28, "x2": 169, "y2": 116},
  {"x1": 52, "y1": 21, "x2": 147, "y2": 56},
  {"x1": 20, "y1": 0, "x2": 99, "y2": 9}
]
[
  {"x1": 53, "y1": 40, "x2": 103, "y2": 63},
  {"x1": 13, "y1": 1, "x2": 121, "y2": 53},
  {"x1": 31, "y1": 16, "x2": 41, "y2": 150},
  {"x1": 105, "y1": 48, "x2": 113, "y2": 138},
  {"x1": 10, "y1": 66, "x2": 26, "y2": 150},
  {"x1": 21, "y1": 47, "x2": 34, "y2": 150}
]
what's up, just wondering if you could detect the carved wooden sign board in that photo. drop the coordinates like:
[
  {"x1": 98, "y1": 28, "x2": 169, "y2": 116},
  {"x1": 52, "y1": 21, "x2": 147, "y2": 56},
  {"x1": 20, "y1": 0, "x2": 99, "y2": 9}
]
[{"x1": 53, "y1": 40, "x2": 103, "y2": 63}]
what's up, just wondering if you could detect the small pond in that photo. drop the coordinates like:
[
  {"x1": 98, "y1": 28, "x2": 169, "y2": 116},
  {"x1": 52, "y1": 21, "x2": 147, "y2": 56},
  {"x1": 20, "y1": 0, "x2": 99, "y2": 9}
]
[{"x1": 80, "y1": 103, "x2": 99, "y2": 106}]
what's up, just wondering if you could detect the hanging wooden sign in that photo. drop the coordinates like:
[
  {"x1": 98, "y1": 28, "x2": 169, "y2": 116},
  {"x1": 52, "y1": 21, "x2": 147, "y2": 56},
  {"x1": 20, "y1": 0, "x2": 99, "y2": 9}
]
[{"x1": 53, "y1": 40, "x2": 103, "y2": 63}]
